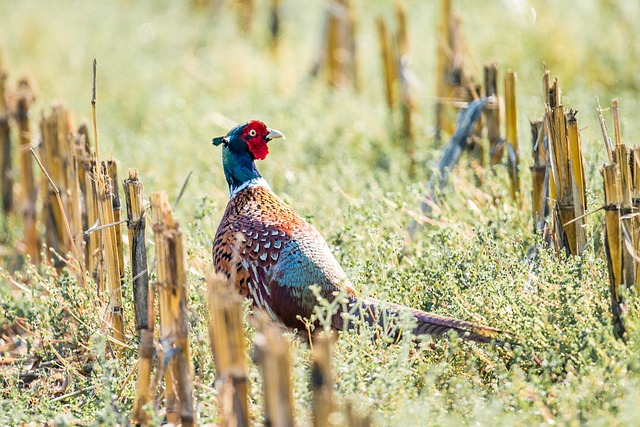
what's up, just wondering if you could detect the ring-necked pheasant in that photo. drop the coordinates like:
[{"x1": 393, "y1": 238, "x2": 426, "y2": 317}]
[{"x1": 211, "y1": 120, "x2": 501, "y2": 344}]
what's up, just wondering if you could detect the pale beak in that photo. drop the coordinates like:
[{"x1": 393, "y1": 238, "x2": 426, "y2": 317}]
[{"x1": 266, "y1": 128, "x2": 285, "y2": 142}]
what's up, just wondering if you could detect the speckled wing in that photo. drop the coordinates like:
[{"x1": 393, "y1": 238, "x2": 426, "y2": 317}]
[{"x1": 213, "y1": 185, "x2": 356, "y2": 329}]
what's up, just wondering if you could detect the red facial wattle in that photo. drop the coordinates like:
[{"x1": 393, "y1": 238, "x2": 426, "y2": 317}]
[{"x1": 242, "y1": 120, "x2": 270, "y2": 160}]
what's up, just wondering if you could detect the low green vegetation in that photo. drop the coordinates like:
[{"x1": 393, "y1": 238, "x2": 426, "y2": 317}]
[{"x1": 1, "y1": 1, "x2": 640, "y2": 425}]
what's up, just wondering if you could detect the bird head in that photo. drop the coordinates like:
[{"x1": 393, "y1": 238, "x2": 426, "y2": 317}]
[{"x1": 212, "y1": 120, "x2": 285, "y2": 160}]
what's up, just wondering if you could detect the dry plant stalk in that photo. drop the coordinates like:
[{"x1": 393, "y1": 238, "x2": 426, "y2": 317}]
[
  {"x1": 85, "y1": 159, "x2": 104, "y2": 289},
  {"x1": 602, "y1": 163, "x2": 624, "y2": 338},
  {"x1": 150, "y1": 191, "x2": 196, "y2": 427},
  {"x1": 530, "y1": 120, "x2": 547, "y2": 233},
  {"x1": 615, "y1": 145, "x2": 634, "y2": 288},
  {"x1": 596, "y1": 98, "x2": 614, "y2": 163},
  {"x1": 67, "y1": 123, "x2": 86, "y2": 273},
  {"x1": 484, "y1": 64, "x2": 503, "y2": 166},
  {"x1": 123, "y1": 168, "x2": 149, "y2": 332},
  {"x1": 39, "y1": 104, "x2": 77, "y2": 266},
  {"x1": 131, "y1": 313, "x2": 155, "y2": 426},
  {"x1": 269, "y1": 0, "x2": 281, "y2": 54},
  {"x1": 327, "y1": 2, "x2": 342, "y2": 88},
  {"x1": 546, "y1": 104, "x2": 574, "y2": 254},
  {"x1": 631, "y1": 148, "x2": 640, "y2": 289},
  {"x1": 96, "y1": 163, "x2": 125, "y2": 355},
  {"x1": 311, "y1": 332, "x2": 336, "y2": 427},
  {"x1": 0, "y1": 59, "x2": 13, "y2": 214},
  {"x1": 434, "y1": 0, "x2": 470, "y2": 139},
  {"x1": 396, "y1": 0, "x2": 415, "y2": 176},
  {"x1": 206, "y1": 272, "x2": 250, "y2": 427},
  {"x1": 125, "y1": 169, "x2": 153, "y2": 425},
  {"x1": 253, "y1": 316, "x2": 295, "y2": 427},
  {"x1": 545, "y1": 100, "x2": 589, "y2": 255},
  {"x1": 107, "y1": 160, "x2": 125, "y2": 291},
  {"x1": 376, "y1": 18, "x2": 396, "y2": 109},
  {"x1": 16, "y1": 77, "x2": 39, "y2": 263},
  {"x1": 234, "y1": 0, "x2": 255, "y2": 33},
  {"x1": 504, "y1": 71, "x2": 519, "y2": 200},
  {"x1": 326, "y1": 0, "x2": 356, "y2": 89},
  {"x1": 566, "y1": 111, "x2": 587, "y2": 253}
]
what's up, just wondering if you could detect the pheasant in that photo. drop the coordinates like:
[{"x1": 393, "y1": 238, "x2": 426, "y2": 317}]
[{"x1": 211, "y1": 120, "x2": 501, "y2": 344}]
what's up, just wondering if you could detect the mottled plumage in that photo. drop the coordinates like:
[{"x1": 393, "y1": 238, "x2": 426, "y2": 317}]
[{"x1": 212, "y1": 120, "x2": 500, "y2": 344}]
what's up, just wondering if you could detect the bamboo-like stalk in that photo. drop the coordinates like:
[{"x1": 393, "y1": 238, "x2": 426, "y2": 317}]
[
  {"x1": 596, "y1": 98, "x2": 614, "y2": 163},
  {"x1": 65, "y1": 120, "x2": 85, "y2": 278},
  {"x1": 546, "y1": 103, "x2": 576, "y2": 255},
  {"x1": 235, "y1": 0, "x2": 255, "y2": 33},
  {"x1": 107, "y1": 160, "x2": 125, "y2": 295},
  {"x1": 396, "y1": 0, "x2": 414, "y2": 177},
  {"x1": 253, "y1": 316, "x2": 295, "y2": 427},
  {"x1": 484, "y1": 64, "x2": 502, "y2": 166},
  {"x1": 504, "y1": 70, "x2": 519, "y2": 200},
  {"x1": 377, "y1": 18, "x2": 396, "y2": 109},
  {"x1": 96, "y1": 164, "x2": 125, "y2": 355},
  {"x1": 434, "y1": 0, "x2": 452, "y2": 139},
  {"x1": 548, "y1": 76, "x2": 560, "y2": 109},
  {"x1": 326, "y1": 2, "x2": 342, "y2": 88},
  {"x1": 206, "y1": 272, "x2": 249, "y2": 427},
  {"x1": 150, "y1": 193, "x2": 177, "y2": 424},
  {"x1": 16, "y1": 77, "x2": 39, "y2": 263},
  {"x1": 612, "y1": 98, "x2": 622, "y2": 147},
  {"x1": 0, "y1": 60, "x2": 13, "y2": 214},
  {"x1": 269, "y1": 0, "x2": 281, "y2": 55},
  {"x1": 131, "y1": 322, "x2": 154, "y2": 425},
  {"x1": 615, "y1": 144, "x2": 635, "y2": 291},
  {"x1": 566, "y1": 110, "x2": 587, "y2": 255},
  {"x1": 631, "y1": 147, "x2": 640, "y2": 290},
  {"x1": 123, "y1": 168, "x2": 149, "y2": 333},
  {"x1": 126, "y1": 169, "x2": 153, "y2": 425},
  {"x1": 530, "y1": 121, "x2": 547, "y2": 233},
  {"x1": 150, "y1": 191, "x2": 196, "y2": 427},
  {"x1": 602, "y1": 163, "x2": 624, "y2": 338},
  {"x1": 311, "y1": 332, "x2": 336, "y2": 427},
  {"x1": 85, "y1": 159, "x2": 104, "y2": 290},
  {"x1": 40, "y1": 104, "x2": 73, "y2": 266},
  {"x1": 324, "y1": 0, "x2": 357, "y2": 90},
  {"x1": 345, "y1": 0, "x2": 359, "y2": 91},
  {"x1": 78, "y1": 122, "x2": 102, "y2": 288}
]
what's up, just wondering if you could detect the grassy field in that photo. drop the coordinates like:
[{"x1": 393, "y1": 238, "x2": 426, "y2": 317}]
[{"x1": 1, "y1": 0, "x2": 640, "y2": 425}]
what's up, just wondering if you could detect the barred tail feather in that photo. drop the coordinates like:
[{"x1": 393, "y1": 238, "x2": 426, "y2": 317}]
[{"x1": 349, "y1": 297, "x2": 504, "y2": 345}]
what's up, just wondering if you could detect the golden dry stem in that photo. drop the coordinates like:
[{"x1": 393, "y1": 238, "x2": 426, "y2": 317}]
[
  {"x1": 311, "y1": 331, "x2": 337, "y2": 427},
  {"x1": 326, "y1": 0, "x2": 357, "y2": 90},
  {"x1": 96, "y1": 165, "x2": 125, "y2": 356},
  {"x1": 603, "y1": 163, "x2": 625, "y2": 338},
  {"x1": 16, "y1": 77, "x2": 39, "y2": 263},
  {"x1": 126, "y1": 169, "x2": 154, "y2": 425},
  {"x1": 484, "y1": 64, "x2": 502, "y2": 166},
  {"x1": 377, "y1": 18, "x2": 396, "y2": 109},
  {"x1": 504, "y1": 71, "x2": 519, "y2": 200},
  {"x1": 206, "y1": 272, "x2": 250, "y2": 427},
  {"x1": 131, "y1": 329, "x2": 154, "y2": 426},
  {"x1": 39, "y1": 103, "x2": 85, "y2": 271},
  {"x1": 530, "y1": 121, "x2": 547, "y2": 233},
  {"x1": 150, "y1": 191, "x2": 196, "y2": 427},
  {"x1": 253, "y1": 315, "x2": 295, "y2": 427},
  {"x1": 123, "y1": 168, "x2": 150, "y2": 332}
]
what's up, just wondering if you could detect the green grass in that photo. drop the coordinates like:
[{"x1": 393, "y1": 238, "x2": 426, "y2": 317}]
[{"x1": 2, "y1": 0, "x2": 640, "y2": 425}]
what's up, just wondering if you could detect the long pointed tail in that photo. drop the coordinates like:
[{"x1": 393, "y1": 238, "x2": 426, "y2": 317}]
[{"x1": 348, "y1": 297, "x2": 504, "y2": 345}]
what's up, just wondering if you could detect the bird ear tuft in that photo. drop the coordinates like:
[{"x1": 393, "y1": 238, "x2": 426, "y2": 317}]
[{"x1": 212, "y1": 136, "x2": 228, "y2": 146}]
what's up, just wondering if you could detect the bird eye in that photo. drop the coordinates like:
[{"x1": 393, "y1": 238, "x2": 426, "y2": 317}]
[{"x1": 248, "y1": 129, "x2": 257, "y2": 137}]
